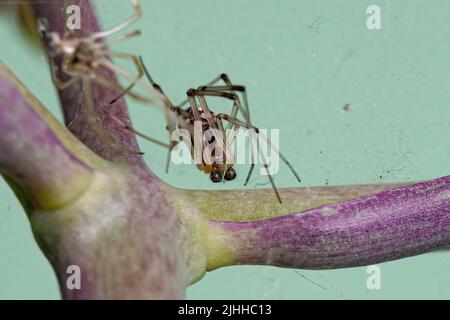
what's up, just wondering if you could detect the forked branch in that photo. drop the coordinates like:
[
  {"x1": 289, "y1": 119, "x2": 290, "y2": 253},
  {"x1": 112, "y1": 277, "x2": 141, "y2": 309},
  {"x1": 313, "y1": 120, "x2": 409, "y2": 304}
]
[{"x1": 0, "y1": 0, "x2": 446, "y2": 300}]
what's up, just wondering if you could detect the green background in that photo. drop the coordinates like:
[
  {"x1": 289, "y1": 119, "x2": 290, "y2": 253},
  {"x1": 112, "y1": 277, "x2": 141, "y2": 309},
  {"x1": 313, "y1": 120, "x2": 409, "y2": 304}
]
[{"x1": 1, "y1": 0, "x2": 450, "y2": 299}]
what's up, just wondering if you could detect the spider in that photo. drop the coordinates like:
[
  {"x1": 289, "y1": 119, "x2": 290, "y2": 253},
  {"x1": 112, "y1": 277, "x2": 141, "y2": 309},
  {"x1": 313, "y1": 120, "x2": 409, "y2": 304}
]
[
  {"x1": 112, "y1": 56, "x2": 302, "y2": 203},
  {"x1": 37, "y1": 0, "x2": 161, "y2": 147}
]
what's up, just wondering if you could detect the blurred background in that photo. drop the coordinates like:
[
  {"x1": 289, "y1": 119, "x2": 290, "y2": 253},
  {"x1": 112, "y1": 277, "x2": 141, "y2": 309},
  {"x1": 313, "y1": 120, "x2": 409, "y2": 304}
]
[{"x1": 1, "y1": 0, "x2": 450, "y2": 299}]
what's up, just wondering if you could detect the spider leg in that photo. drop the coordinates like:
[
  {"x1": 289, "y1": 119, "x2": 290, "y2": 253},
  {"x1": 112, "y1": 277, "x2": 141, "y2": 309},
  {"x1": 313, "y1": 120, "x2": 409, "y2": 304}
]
[
  {"x1": 216, "y1": 113, "x2": 301, "y2": 184},
  {"x1": 216, "y1": 113, "x2": 282, "y2": 203},
  {"x1": 56, "y1": 72, "x2": 149, "y2": 154},
  {"x1": 90, "y1": 30, "x2": 142, "y2": 52},
  {"x1": 188, "y1": 89, "x2": 248, "y2": 127},
  {"x1": 185, "y1": 90, "x2": 203, "y2": 122},
  {"x1": 67, "y1": 93, "x2": 84, "y2": 129},
  {"x1": 65, "y1": 66, "x2": 150, "y2": 127},
  {"x1": 81, "y1": 76, "x2": 115, "y2": 147},
  {"x1": 164, "y1": 105, "x2": 197, "y2": 173},
  {"x1": 97, "y1": 59, "x2": 157, "y2": 102},
  {"x1": 138, "y1": 57, "x2": 195, "y2": 173},
  {"x1": 88, "y1": 71, "x2": 152, "y2": 104},
  {"x1": 86, "y1": 72, "x2": 169, "y2": 154},
  {"x1": 245, "y1": 130, "x2": 256, "y2": 186},
  {"x1": 88, "y1": 0, "x2": 142, "y2": 40},
  {"x1": 109, "y1": 114, "x2": 170, "y2": 149},
  {"x1": 218, "y1": 74, "x2": 251, "y2": 124},
  {"x1": 165, "y1": 141, "x2": 180, "y2": 174},
  {"x1": 199, "y1": 84, "x2": 250, "y2": 124},
  {"x1": 190, "y1": 89, "x2": 251, "y2": 165},
  {"x1": 139, "y1": 57, "x2": 193, "y2": 126},
  {"x1": 48, "y1": 60, "x2": 79, "y2": 90},
  {"x1": 217, "y1": 116, "x2": 239, "y2": 171},
  {"x1": 139, "y1": 56, "x2": 175, "y2": 108},
  {"x1": 186, "y1": 90, "x2": 207, "y2": 166},
  {"x1": 196, "y1": 95, "x2": 217, "y2": 130},
  {"x1": 176, "y1": 73, "x2": 230, "y2": 108},
  {"x1": 176, "y1": 74, "x2": 251, "y2": 122},
  {"x1": 107, "y1": 51, "x2": 146, "y2": 104},
  {"x1": 105, "y1": 30, "x2": 142, "y2": 47}
]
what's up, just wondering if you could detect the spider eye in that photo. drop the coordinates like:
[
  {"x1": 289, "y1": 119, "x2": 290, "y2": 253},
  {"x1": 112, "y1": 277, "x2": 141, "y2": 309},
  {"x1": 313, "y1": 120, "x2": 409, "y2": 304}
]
[
  {"x1": 210, "y1": 170, "x2": 222, "y2": 183},
  {"x1": 224, "y1": 168, "x2": 236, "y2": 181}
]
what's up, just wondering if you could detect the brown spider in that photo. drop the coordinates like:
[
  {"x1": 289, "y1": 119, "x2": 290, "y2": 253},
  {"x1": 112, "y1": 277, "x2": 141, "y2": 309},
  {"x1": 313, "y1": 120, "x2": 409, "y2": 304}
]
[
  {"x1": 113, "y1": 56, "x2": 302, "y2": 203},
  {"x1": 37, "y1": 0, "x2": 161, "y2": 146}
]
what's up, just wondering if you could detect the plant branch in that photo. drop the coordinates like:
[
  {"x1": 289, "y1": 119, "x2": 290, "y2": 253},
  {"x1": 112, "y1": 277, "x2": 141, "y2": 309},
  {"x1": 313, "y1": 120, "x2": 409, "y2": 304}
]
[
  {"x1": 1, "y1": 0, "x2": 448, "y2": 300},
  {"x1": 0, "y1": 60, "x2": 192, "y2": 299},
  {"x1": 179, "y1": 183, "x2": 403, "y2": 222},
  {"x1": 206, "y1": 175, "x2": 450, "y2": 270},
  {"x1": 0, "y1": 61, "x2": 95, "y2": 210}
]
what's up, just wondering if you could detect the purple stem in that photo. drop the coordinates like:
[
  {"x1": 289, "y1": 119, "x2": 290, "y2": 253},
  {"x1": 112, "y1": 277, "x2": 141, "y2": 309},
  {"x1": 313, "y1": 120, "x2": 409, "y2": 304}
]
[
  {"x1": 210, "y1": 175, "x2": 450, "y2": 269},
  {"x1": 0, "y1": 68, "x2": 92, "y2": 210},
  {"x1": 0, "y1": 63, "x2": 189, "y2": 299}
]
